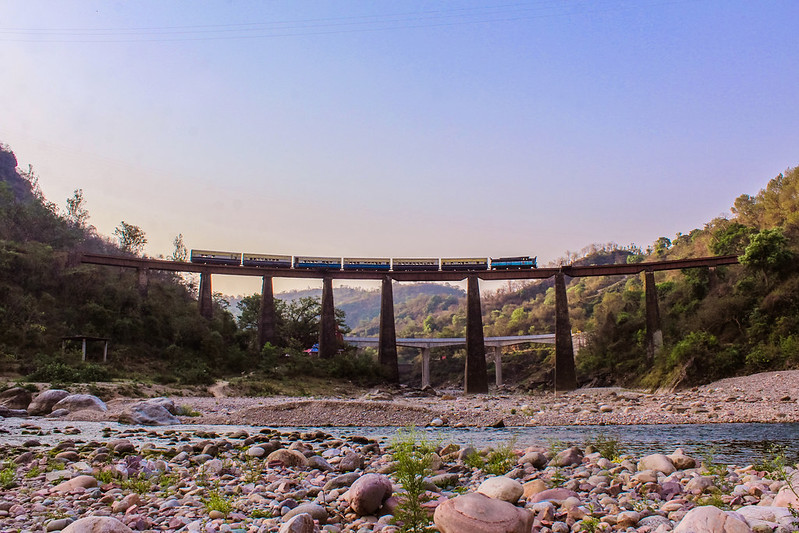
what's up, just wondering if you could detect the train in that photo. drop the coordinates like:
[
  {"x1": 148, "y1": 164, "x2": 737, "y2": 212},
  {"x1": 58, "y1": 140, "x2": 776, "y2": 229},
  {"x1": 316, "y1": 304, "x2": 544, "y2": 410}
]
[{"x1": 189, "y1": 250, "x2": 537, "y2": 271}]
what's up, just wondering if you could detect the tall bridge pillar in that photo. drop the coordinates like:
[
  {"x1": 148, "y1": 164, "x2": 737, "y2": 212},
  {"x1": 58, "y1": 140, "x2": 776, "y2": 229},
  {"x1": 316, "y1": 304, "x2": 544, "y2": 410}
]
[
  {"x1": 378, "y1": 277, "x2": 399, "y2": 382},
  {"x1": 319, "y1": 277, "x2": 337, "y2": 359},
  {"x1": 258, "y1": 276, "x2": 277, "y2": 349},
  {"x1": 644, "y1": 270, "x2": 663, "y2": 361},
  {"x1": 464, "y1": 275, "x2": 489, "y2": 394},
  {"x1": 421, "y1": 347, "x2": 431, "y2": 389},
  {"x1": 137, "y1": 267, "x2": 149, "y2": 297},
  {"x1": 491, "y1": 345, "x2": 503, "y2": 387},
  {"x1": 199, "y1": 271, "x2": 213, "y2": 320},
  {"x1": 554, "y1": 272, "x2": 577, "y2": 391}
]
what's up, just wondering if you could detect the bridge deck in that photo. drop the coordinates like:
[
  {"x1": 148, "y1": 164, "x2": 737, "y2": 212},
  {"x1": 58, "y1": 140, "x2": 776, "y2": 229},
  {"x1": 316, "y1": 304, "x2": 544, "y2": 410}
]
[{"x1": 80, "y1": 253, "x2": 740, "y2": 281}]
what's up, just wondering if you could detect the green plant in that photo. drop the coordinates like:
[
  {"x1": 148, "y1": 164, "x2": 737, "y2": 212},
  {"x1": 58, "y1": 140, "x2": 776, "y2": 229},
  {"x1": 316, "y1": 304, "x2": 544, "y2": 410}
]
[
  {"x1": 580, "y1": 516, "x2": 600, "y2": 533},
  {"x1": 203, "y1": 488, "x2": 233, "y2": 515},
  {"x1": 94, "y1": 469, "x2": 116, "y2": 484},
  {"x1": 25, "y1": 465, "x2": 42, "y2": 478},
  {"x1": 175, "y1": 404, "x2": 201, "y2": 417},
  {"x1": 251, "y1": 509, "x2": 273, "y2": 519},
  {"x1": 390, "y1": 429, "x2": 436, "y2": 533},
  {"x1": 120, "y1": 474, "x2": 152, "y2": 494},
  {"x1": 0, "y1": 464, "x2": 16, "y2": 489},
  {"x1": 585, "y1": 433, "x2": 624, "y2": 461},
  {"x1": 483, "y1": 438, "x2": 517, "y2": 476},
  {"x1": 549, "y1": 467, "x2": 566, "y2": 487},
  {"x1": 464, "y1": 450, "x2": 485, "y2": 470}
]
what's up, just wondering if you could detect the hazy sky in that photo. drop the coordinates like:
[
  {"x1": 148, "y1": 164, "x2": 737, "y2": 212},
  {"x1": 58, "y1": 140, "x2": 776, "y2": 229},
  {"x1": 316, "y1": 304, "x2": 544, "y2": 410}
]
[{"x1": 2, "y1": 1, "x2": 798, "y2": 296}]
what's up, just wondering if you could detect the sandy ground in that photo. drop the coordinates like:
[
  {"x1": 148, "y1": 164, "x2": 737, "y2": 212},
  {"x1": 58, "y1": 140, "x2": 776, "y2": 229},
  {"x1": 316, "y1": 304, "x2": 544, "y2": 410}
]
[{"x1": 57, "y1": 370, "x2": 799, "y2": 427}]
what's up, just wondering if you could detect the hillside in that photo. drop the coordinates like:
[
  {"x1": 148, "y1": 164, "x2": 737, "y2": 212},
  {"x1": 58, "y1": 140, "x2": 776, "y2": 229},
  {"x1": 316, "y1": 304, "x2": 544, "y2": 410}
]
[{"x1": 3, "y1": 140, "x2": 799, "y2": 391}]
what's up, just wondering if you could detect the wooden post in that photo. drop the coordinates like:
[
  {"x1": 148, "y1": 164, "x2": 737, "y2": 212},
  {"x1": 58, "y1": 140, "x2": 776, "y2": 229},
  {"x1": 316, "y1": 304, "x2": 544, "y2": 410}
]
[
  {"x1": 103, "y1": 340, "x2": 108, "y2": 362},
  {"x1": 378, "y1": 276, "x2": 399, "y2": 382},
  {"x1": 258, "y1": 276, "x2": 277, "y2": 349},
  {"x1": 554, "y1": 272, "x2": 577, "y2": 391},
  {"x1": 318, "y1": 277, "x2": 337, "y2": 359},
  {"x1": 464, "y1": 275, "x2": 489, "y2": 393},
  {"x1": 81, "y1": 338, "x2": 87, "y2": 362}
]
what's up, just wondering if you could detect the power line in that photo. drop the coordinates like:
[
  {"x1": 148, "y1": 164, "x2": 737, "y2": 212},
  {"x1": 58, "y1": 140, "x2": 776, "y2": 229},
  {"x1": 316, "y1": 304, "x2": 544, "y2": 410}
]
[{"x1": 0, "y1": 0, "x2": 698, "y2": 43}]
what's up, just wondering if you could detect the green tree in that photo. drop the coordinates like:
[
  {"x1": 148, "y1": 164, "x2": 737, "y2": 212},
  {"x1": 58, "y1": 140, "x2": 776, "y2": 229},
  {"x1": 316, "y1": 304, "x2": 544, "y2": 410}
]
[
  {"x1": 114, "y1": 221, "x2": 147, "y2": 255},
  {"x1": 65, "y1": 188, "x2": 90, "y2": 228},
  {"x1": 170, "y1": 233, "x2": 188, "y2": 262},
  {"x1": 739, "y1": 228, "x2": 795, "y2": 288}
]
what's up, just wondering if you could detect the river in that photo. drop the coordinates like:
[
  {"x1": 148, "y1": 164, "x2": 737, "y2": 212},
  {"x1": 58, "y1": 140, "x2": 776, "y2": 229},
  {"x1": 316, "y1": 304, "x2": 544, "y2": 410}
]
[{"x1": 2, "y1": 419, "x2": 798, "y2": 465}]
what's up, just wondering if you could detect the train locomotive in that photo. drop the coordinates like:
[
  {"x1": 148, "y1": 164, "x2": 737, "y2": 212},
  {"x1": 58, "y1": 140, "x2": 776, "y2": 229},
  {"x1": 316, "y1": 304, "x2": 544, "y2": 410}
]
[{"x1": 190, "y1": 250, "x2": 536, "y2": 271}]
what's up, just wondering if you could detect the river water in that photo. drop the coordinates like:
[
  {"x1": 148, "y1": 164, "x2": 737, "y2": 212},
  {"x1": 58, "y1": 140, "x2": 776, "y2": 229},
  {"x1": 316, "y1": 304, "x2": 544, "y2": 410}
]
[{"x1": 2, "y1": 420, "x2": 798, "y2": 466}]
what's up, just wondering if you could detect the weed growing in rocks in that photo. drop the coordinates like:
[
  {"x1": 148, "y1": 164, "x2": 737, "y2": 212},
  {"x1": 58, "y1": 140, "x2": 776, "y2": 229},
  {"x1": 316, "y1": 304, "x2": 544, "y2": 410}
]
[
  {"x1": 175, "y1": 404, "x2": 202, "y2": 417},
  {"x1": 390, "y1": 429, "x2": 436, "y2": 533},
  {"x1": 0, "y1": 464, "x2": 16, "y2": 489},
  {"x1": 483, "y1": 438, "x2": 517, "y2": 476},
  {"x1": 585, "y1": 433, "x2": 624, "y2": 461},
  {"x1": 203, "y1": 488, "x2": 233, "y2": 515}
]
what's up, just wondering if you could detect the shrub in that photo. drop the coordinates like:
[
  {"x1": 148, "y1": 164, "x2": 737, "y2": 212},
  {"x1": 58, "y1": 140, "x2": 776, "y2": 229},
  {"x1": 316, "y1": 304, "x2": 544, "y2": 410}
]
[{"x1": 390, "y1": 429, "x2": 436, "y2": 533}]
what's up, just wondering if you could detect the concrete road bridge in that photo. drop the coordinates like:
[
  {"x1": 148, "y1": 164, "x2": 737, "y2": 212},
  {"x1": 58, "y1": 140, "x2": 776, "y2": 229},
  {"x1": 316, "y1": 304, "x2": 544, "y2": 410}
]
[
  {"x1": 80, "y1": 252, "x2": 740, "y2": 393},
  {"x1": 344, "y1": 333, "x2": 587, "y2": 388}
]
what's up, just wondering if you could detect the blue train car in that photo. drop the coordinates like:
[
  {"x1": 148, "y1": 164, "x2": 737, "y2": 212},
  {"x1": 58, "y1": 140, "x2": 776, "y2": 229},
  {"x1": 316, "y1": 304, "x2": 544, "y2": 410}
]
[
  {"x1": 490, "y1": 256, "x2": 537, "y2": 270},
  {"x1": 293, "y1": 256, "x2": 342, "y2": 270},
  {"x1": 342, "y1": 258, "x2": 391, "y2": 271},
  {"x1": 242, "y1": 253, "x2": 292, "y2": 268},
  {"x1": 190, "y1": 249, "x2": 242, "y2": 266}
]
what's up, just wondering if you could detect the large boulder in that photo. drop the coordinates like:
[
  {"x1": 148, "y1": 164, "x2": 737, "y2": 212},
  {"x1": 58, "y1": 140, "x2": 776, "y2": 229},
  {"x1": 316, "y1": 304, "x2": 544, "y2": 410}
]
[
  {"x1": 0, "y1": 387, "x2": 33, "y2": 409},
  {"x1": 477, "y1": 476, "x2": 524, "y2": 504},
  {"x1": 773, "y1": 472, "x2": 799, "y2": 508},
  {"x1": 27, "y1": 389, "x2": 70, "y2": 415},
  {"x1": 550, "y1": 446, "x2": 583, "y2": 467},
  {"x1": 345, "y1": 473, "x2": 393, "y2": 515},
  {"x1": 638, "y1": 453, "x2": 676, "y2": 475},
  {"x1": 118, "y1": 402, "x2": 180, "y2": 426},
  {"x1": 52, "y1": 475, "x2": 98, "y2": 493},
  {"x1": 674, "y1": 505, "x2": 751, "y2": 533},
  {"x1": 434, "y1": 492, "x2": 534, "y2": 533},
  {"x1": 279, "y1": 513, "x2": 319, "y2": 533},
  {"x1": 62, "y1": 516, "x2": 134, "y2": 533},
  {"x1": 267, "y1": 449, "x2": 309, "y2": 468},
  {"x1": 52, "y1": 394, "x2": 107, "y2": 413}
]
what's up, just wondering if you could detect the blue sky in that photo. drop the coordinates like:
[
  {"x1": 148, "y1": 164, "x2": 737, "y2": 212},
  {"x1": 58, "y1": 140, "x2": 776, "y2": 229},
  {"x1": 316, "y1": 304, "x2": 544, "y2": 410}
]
[{"x1": 2, "y1": 1, "x2": 798, "y2": 295}]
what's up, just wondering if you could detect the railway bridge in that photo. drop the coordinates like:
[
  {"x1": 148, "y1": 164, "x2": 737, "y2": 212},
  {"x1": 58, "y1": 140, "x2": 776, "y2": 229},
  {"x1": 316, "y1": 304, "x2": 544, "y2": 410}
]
[{"x1": 80, "y1": 253, "x2": 740, "y2": 393}]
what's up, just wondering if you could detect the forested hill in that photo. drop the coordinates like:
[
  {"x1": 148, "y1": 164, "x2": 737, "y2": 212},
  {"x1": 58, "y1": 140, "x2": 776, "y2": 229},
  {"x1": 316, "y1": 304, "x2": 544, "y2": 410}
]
[
  {"x1": 0, "y1": 143, "x2": 241, "y2": 385},
  {"x1": 271, "y1": 284, "x2": 465, "y2": 332},
  {"x1": 3, "y1": 138, "x2": 799, "y2": 390}
]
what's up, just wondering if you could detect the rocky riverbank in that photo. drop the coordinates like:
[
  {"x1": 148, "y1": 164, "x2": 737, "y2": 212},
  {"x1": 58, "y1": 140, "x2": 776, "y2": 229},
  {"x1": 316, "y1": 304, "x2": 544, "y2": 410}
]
[
  {"x1": 1, "y1": 420, "x2": 798, "y2": 533},
  {"x1": 24, "y1": 370, "x2": 798, "y2": 427},
  {"x1": 0, "y1": 371, "x2": 798, "y2": 531}
]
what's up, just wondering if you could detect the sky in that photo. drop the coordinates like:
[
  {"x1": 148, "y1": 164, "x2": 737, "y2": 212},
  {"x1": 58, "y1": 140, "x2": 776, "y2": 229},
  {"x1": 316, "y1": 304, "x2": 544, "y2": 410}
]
[{"x1": 2, "y1": 0, "x2": 798, "y2": 296}]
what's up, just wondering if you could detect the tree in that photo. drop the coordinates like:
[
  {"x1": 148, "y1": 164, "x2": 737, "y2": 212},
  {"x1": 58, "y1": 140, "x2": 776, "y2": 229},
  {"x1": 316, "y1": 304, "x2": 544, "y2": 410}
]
[
  {"x1": 170, "y1": 233, "x2": 188, "y2": 262},
  {"x1": 739, "y1": 228, "x2": 795, "y2": 288},
  {"x1": 65, "y1": 188, "x2": 90, "y2": 228},
  {"x1": 114, "y1": 221, "x2": 147, "y2": 255}
]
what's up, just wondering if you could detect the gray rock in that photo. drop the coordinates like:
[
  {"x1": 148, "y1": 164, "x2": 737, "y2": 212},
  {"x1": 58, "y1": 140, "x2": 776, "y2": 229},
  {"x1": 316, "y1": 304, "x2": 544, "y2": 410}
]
[
  {"x1": 52, "y1": 394, "x2": 107, "y2": 413},
  {"x1": 0, "y1": 386, "x2": 33, "y2": 409},
  {"x1": 551, "y1": 446, "x2": 583, "y2": 467},
  {"x1": 307, "y1": 456, "x2": 335, "y2": 472},
  {"x1": 284, "y1": 503, "x2": 328, "y2": 523},
  {"x1": 345, "y1": 473, "x2": 393, "y2": 515},
  {"x1": 518, "y1": 451, "x2": 548, "y2": 469},
  {"x1": 324, "y1": 472, "x2": 360, "y2": 491},
  {"x1": 638, "y1": 453, "x2": 676, "y2": 475},
  {"x1": 118, "y1": 402, "x2": 180, "y2": 425},
  {"x1": 338, "y1": 451, "x2": 364, "y2": 472},
  {"x1": 477, "y1": 476, "x2": 524, "y2": 503},
  {"x1": 279, "y1": 513, "x2": 319, "y2": 533}
]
